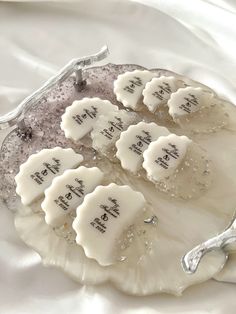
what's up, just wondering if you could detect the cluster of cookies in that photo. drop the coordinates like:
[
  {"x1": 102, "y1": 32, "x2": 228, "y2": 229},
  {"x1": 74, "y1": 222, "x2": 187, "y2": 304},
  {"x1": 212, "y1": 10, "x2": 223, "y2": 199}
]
[{"x1": 15, "y1": 69, "x2": 229, "y2": 267}]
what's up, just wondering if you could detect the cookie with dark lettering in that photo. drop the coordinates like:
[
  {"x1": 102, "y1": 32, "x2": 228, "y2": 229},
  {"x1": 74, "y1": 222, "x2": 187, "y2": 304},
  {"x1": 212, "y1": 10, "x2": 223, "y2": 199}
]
[
  {"x1": 15, "y1": 147, "x2": 83, "y2": 205},
  {"x1": 115, "y1": 121, "x2": 170, "y2": 174},
  {"x1": 168, "y1": 87, "x2": 229, "y2": 133},
  {"x1": 142, "y1": 76, "x2": 185, "y2": 123},
  {"x1": 91, "y1": 109, "x2": 139, "y2": 161},
  {"x1": 114, "y1": 70, "x2": 156, "y2": 110},
  {"x1": 72, "y1": 183, "x2": 146, "y2": 266},
  {"x1": 143, "y1": 134, "x2": 213, "y2": 199},
  {"x1": 42, "y1": 166, "x2": 104, "y2": 227},
  {"x1": 61, "y1": 97, "x2": 118, "y2": 141}
]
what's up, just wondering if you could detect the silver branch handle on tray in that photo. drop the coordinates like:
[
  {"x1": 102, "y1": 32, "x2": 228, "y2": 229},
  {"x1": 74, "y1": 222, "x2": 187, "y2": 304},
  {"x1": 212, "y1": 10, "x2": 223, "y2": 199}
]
[
  {"x1": 182, "y1": 216, "x2": 236, "y2": 274},
  {"x1": 0, "y1": 45, "x2": 109, "y2": 131}
]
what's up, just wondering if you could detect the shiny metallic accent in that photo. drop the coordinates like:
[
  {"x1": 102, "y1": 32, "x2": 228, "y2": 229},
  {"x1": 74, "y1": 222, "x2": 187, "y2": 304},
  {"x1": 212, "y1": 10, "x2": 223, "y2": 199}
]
[
  {"x1": 0, "y1": 45, "x2": 109, "y2": 130},
  {"x1": 182, "y1": 216, "x2": 236, "y2": 274},
  {"x1": 74, "y1": 66, "x2": 86, "y2": 91},
  {"x1": 144, "y1": 215, "x2": 158, "y2": 224}
]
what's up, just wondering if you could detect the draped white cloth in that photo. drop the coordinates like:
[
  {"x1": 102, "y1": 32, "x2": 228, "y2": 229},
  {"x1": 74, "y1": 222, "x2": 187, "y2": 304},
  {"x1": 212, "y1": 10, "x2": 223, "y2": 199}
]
[{"x1": 0, "y1": 0, "x2": 236, "y2": 313}]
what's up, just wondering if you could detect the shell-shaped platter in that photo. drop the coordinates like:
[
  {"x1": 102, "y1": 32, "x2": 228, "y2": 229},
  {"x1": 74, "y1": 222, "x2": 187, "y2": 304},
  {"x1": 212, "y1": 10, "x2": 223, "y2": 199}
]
[{"x1": 1, "y1": 63, "x2": 236, "y2": 296}]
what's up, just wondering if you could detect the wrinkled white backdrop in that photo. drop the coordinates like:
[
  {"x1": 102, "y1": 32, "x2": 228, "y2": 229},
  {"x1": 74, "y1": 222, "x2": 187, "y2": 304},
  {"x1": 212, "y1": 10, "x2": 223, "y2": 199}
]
[{"x1": 0, "y1": 0, "x2": 236, "y2": 313}]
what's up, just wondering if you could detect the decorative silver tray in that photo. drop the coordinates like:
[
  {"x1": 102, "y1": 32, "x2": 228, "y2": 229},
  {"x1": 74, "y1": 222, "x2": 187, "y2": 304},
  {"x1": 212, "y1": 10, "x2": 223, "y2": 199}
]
[{"x1": 1, "y1": 46, "x2": 236, "y2": 296}]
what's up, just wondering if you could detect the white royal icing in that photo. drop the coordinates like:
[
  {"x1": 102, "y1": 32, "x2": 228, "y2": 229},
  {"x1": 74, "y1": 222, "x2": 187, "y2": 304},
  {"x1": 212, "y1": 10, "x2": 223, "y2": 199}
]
[
  {"x1": 115, "y1": 121, "x2": 170, "y2": 174},
  {"x1": 114, "y1": 70, "x2": 156, "y2": 110},
  {"x1": 15, "y1": 147, "x2": 83, "y2": 205},
  {"x1": 168, "y1": 87, "x2": 214, "y2": 118},
  {"x1": 72, "y1": 183, "x2": 146, "y2": 266},
  {"x1": 143, "y1": 134, "x2": 192, "y2": 182},
  {"x1": 61, "y1": 97, "x2": 118, "y2": 141},
  {"x1": 91, "y1": 109, "x2": 138, "y2": 153},
  {"x1": 42, "y1": 167, "x2": 104, "y2": 227},
  {"x1": 142, "y1": 76, "x2": 180, "y2": 112}
]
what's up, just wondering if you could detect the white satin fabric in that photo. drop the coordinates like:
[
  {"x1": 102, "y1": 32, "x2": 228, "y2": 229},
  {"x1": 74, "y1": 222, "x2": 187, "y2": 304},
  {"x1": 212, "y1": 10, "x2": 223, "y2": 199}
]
[{"x1": 1, "y1": 0, "x2": 236, "y2": 313}]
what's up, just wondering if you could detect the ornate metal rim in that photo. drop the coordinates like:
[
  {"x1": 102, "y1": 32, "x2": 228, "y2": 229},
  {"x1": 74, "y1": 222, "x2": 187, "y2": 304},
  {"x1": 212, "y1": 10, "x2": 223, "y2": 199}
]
[{"x1": 182, "y1": 214, "x2": 236, "y2": 274}]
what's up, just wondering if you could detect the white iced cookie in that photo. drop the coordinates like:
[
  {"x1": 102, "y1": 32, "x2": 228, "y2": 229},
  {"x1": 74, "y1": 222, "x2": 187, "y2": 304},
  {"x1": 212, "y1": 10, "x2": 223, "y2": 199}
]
[
  {"x1": 143, "y1": 134, "x2": 213, "y2": 199},
  {"x1": 61, "y1": 97, "x2": 118, "y2": 141},
  {"x1": 72, "y1": 183, "x2": 146, "y2": 266},
  {"x1": 42, "y1": 167, "x2": 104, "y2": 227},
  {"x1": 91, "y1": 109, "x2": 139, "y2": 158},
  {"x1": 168, "y1": 86, "x2": 206, "y2": 118},
  {"x1": 115, "y1": 121, "x2": 170, "y2": 174},
  {"x1": 15, "y1": 147, "x2": 83, "y2": 205},
  {"x1": 114, "y1": 70, "x2": 156, "y2": 110},
  {"x1": 142, "y1": 76, "x2": 181, "y2": 113},
  {"x1": 143, "y1": 134, "x2": 191, "y2": 180},
  {"x1": 168, "y1": 87, "x2": 229, "y2": 133}
]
